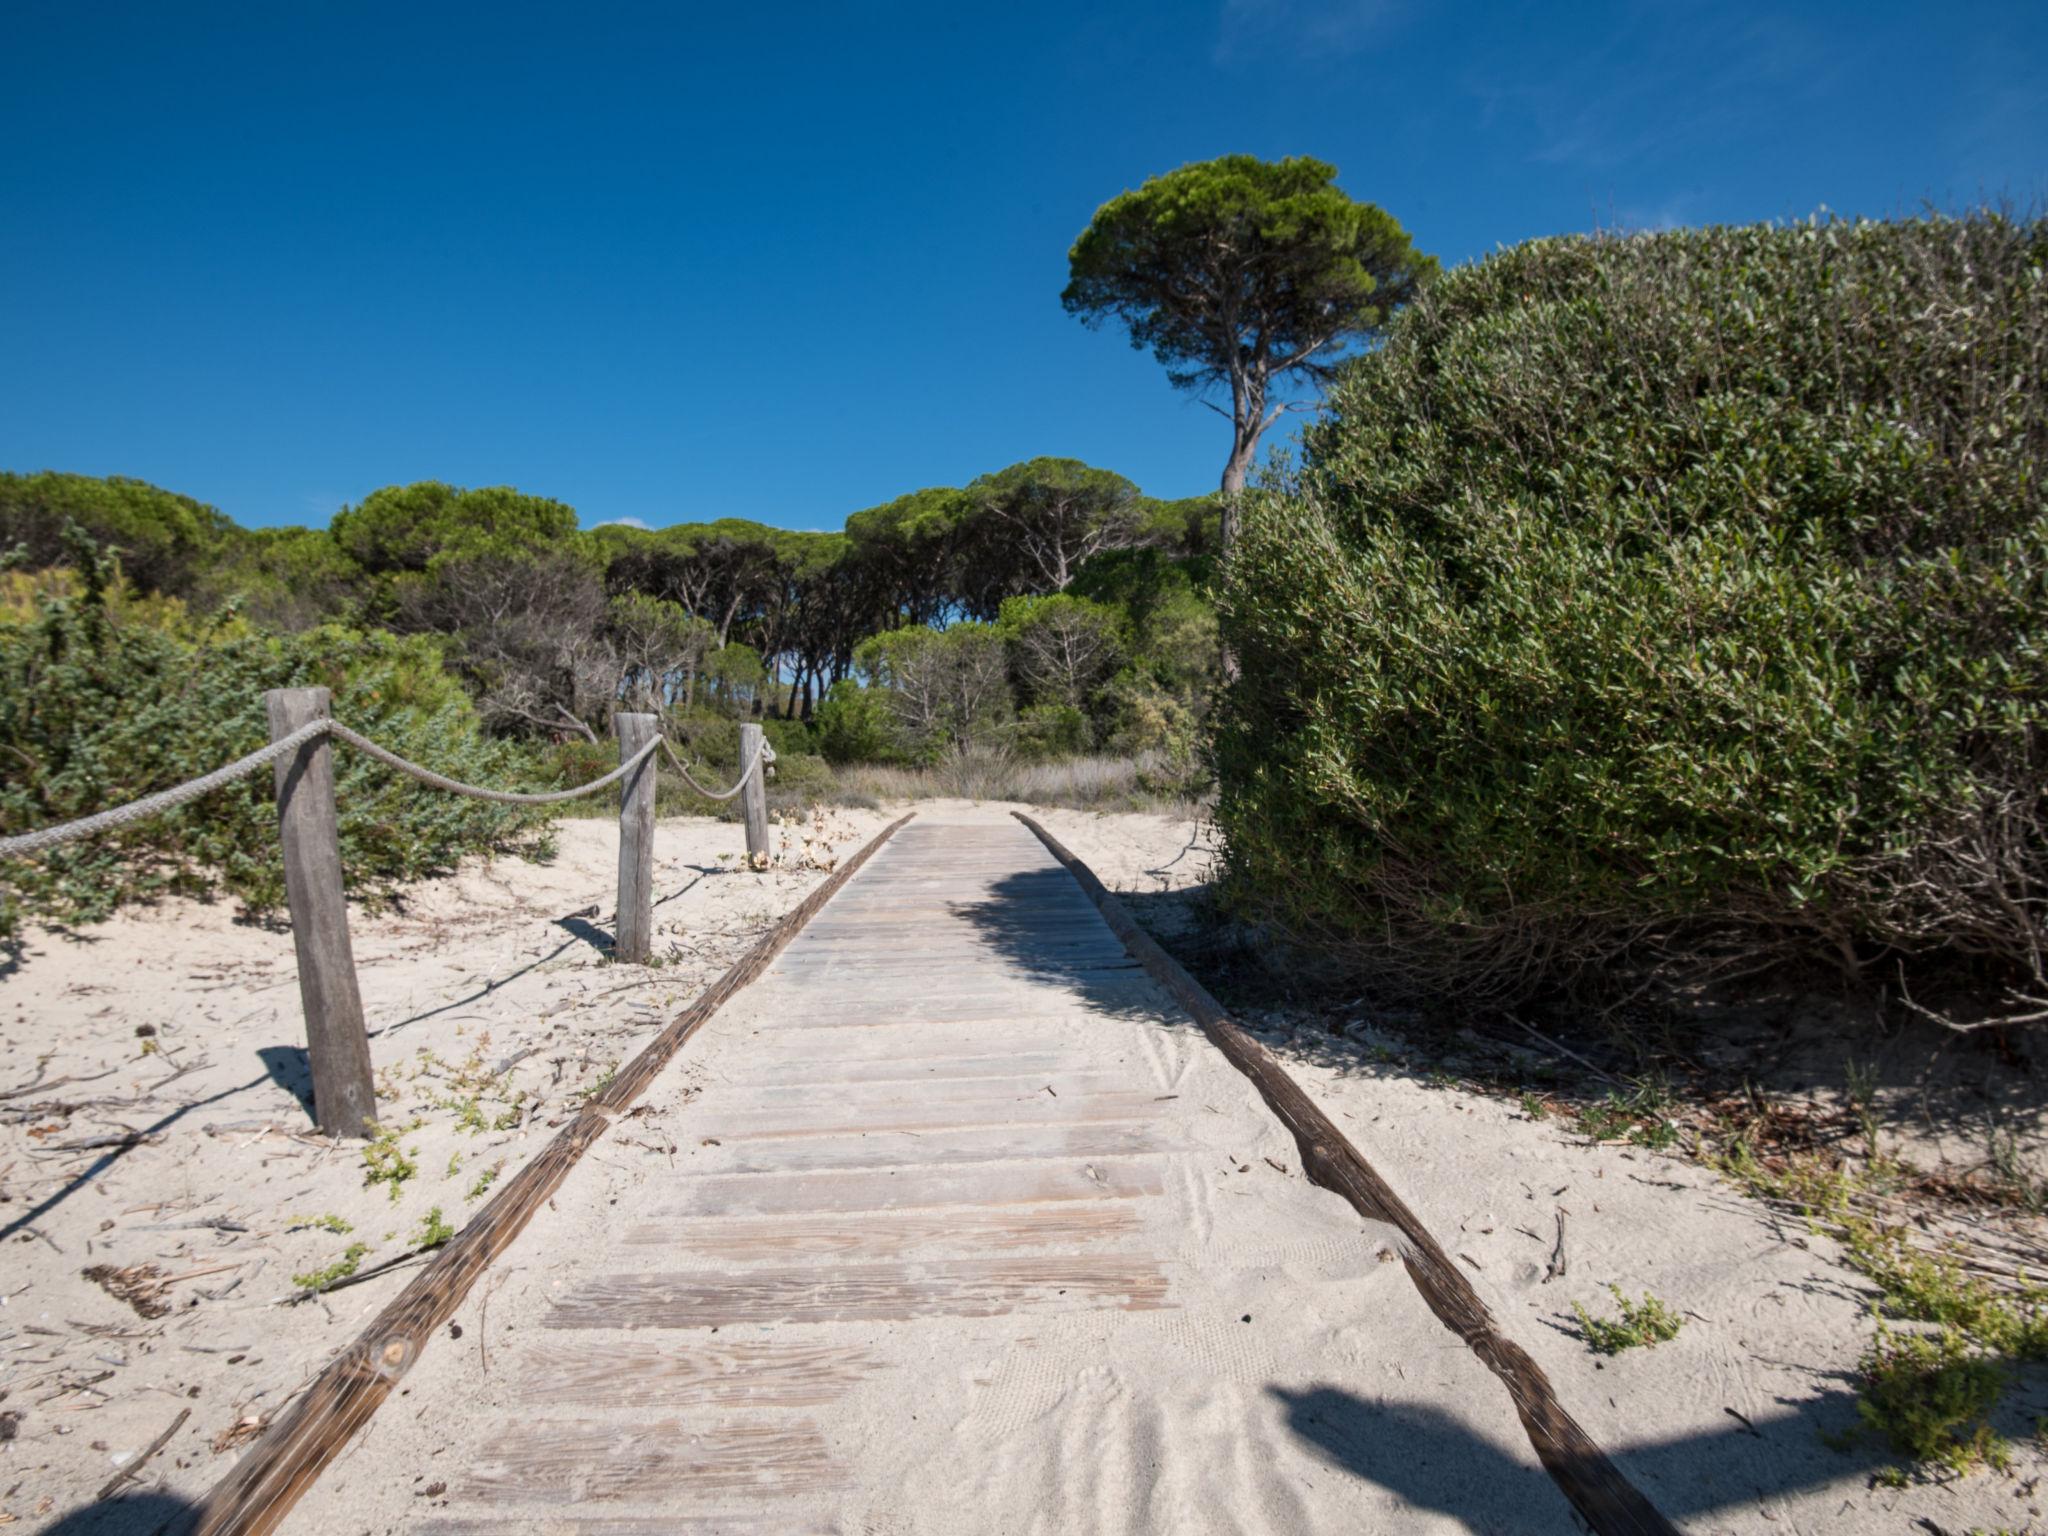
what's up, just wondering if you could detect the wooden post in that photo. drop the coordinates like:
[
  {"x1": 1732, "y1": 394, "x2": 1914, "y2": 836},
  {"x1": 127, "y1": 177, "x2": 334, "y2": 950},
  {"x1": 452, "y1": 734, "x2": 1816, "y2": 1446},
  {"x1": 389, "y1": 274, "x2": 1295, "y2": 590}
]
[
  {"x1": 614, "y1": 712, "x2": 658, "y2": 964},
  {"x1": 740, "y1": 722, "x2": 770, "y2": 870},
  {"x1": 265, "y1": 688, "x2": 377, "y2": 1138}
]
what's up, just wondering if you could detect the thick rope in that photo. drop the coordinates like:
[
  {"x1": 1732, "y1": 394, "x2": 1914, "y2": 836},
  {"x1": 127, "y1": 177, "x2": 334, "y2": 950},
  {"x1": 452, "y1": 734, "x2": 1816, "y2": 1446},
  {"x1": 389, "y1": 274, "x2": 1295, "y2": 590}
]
[
  {"x1": 326, "y1": 724, "x2": 658, "y2": 806},
  {"x1": 0, "y1": 723, "x2": 666, "y2": 859},
  {"x1": 658, "y1": 735, "x2": 774, "y2": 802},
  {"x1": 0, "y1": 719, "x2": 332, "y2": 858}
]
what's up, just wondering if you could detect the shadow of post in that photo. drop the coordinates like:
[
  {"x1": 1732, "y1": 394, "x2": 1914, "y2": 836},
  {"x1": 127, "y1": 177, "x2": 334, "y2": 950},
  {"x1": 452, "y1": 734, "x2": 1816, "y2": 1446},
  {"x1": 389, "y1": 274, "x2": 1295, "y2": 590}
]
[{"x1": 38, "y1": 1490, "x2": 198, "y2": 1536}]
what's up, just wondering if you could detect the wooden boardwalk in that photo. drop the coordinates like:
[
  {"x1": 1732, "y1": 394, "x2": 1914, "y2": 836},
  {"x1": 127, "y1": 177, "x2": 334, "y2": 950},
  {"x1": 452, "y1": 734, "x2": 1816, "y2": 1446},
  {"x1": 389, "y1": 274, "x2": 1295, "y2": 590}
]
[{"x1": 285, "y1": 814, "x2": 1578, "y2": 1534}]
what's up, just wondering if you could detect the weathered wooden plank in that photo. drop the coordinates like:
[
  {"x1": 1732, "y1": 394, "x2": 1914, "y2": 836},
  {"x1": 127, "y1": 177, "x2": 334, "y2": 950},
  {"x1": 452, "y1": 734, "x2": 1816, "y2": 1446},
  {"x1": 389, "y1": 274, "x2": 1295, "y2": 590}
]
[
  {"x1": 190, "y1": 815, "x2": 917, "y2": 1536},
  {"x1": 670, "y1": 1121, "x2": 1165, "y2": 1177},
  {"x1": 724, "y1": 1069, "x2": 1126, "y2": 1104},
  {"x1": 622, "y1": 1201, "x2": 1143, "y2": 1261},
  {"x1": 544, "y1": 1256, "x2": 1173, "y2": 1328},
  {"x1": 736, "y1": 1050, "x2": 1078, "y2": 1084},
  {"x1": 513, "y1": 1340, "x2": 876, "y2": 1407},
  {"x1": 684, "y1": 1090, "x2": 1163, "y2": 1140},
  {"x1": 464, "y1": 1417, "x2": 836, "y2": 1504},
  {"x1": 423, "y1": 1520, "x2": 838, "y2": 1536},
  {"x1": 669, "y1": 1157, "x2": 1164, "y2": 1217}
]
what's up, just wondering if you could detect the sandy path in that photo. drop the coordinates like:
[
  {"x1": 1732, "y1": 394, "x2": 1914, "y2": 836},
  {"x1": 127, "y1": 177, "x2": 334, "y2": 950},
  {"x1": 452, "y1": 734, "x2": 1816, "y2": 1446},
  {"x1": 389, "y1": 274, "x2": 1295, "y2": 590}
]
[
  {"x1": 0, "y1": 809, "x2": 890, "y2": 1533},
  {"x1": 8, "y1": 801, "x2": 2042, "y2": 1533},
  {"x1": 284, "y1": 809, "x2": 1573, "y2": 1534}
]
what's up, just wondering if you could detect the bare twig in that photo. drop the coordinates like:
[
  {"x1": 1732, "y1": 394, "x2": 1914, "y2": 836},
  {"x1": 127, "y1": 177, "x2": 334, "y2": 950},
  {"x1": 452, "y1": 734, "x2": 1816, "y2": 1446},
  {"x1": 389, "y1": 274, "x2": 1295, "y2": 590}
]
[{"x1": 97, "y1": 1406, "x2": 189, "y2": 1498}]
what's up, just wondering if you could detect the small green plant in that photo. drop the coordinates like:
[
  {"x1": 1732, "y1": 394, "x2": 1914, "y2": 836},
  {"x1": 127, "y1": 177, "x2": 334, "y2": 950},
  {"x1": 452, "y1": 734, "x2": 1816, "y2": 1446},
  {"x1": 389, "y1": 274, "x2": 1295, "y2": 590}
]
[
  {"x1": 362, "y1": 1122, "x2": 420, "y2": 1202},
  {"x1": 1845, "y1": 1056, "x2": 1882, "y2": 1163},
  {"x1": 292, "y1": 1241, "x2": 370, "y2": 1294},
  {"x1": 1715, "y1": 1138, "x2": 2048, "y2": 1481},
  {"x1": 581, "y1": 1063, "x2": 619, "y2": 1100},
  {"x1": 1838, "y1": 1221, "x2": 2048, "y2": 1361},
  {"x1": 1575, "y1": 1096, "x2": 1634, "y2": 1142},
  {"x1": 1987, "y1": 1121, "x2": 2046, "y2": 1215},
  {"x1": 287, "y1": 1213, "x2": 353, "y2": 1235},
  {"x1": 412, "y1": 1207, "x2": 455, "y2": 1250},
  {"x1": 490, "y1": 1093, "x2": 527, "y2": 1131},
  {"x1": 1628, "y1": 1117, "x2": 1678, "y2": 1151},
  {"x1": 1517, "y1": 1091, "x2": 1549, "y2": 1120},
  {"x1": 1855, "y1": 1323, "x2": 2010, "y2": 1479},
  {"x1": 466, "y1": 1159, "x2": 505, "y2": 1201},
  {"x1": 445, "y1": 1150, "x2": 462, "y2": 1178},
  {"x1": 1571, "y1": 1286, "x2": 1684, "y2": 1355}
]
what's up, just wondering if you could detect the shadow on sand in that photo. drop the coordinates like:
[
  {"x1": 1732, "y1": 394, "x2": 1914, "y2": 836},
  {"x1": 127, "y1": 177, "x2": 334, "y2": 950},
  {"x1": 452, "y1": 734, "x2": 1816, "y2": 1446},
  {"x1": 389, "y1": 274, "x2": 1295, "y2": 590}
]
[{"x1": 949, "y1": 862, "x2": 1918, "y2": 1528}]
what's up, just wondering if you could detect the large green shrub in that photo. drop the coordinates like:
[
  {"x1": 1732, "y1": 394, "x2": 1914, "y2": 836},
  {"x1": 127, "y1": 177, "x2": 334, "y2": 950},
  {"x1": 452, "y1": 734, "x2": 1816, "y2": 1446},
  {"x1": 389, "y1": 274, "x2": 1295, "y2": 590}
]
[
  {"x1": 1217, "y1": 214, "x2": 2048, "y2": 1016},
  {"x1": 1, "y1": 568, "x2": 552, "y2": 929}
]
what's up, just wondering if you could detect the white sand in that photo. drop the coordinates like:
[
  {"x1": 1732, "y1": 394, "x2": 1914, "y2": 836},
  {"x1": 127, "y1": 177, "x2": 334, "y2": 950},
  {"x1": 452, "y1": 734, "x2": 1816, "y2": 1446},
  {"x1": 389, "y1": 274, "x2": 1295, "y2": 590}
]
[
  {"x1": 3, "y1": 799, "x2": 2043, "y2": 1533},
  {"x1": 0, "y1": 808, "x2": 888, "y2": 1531}
]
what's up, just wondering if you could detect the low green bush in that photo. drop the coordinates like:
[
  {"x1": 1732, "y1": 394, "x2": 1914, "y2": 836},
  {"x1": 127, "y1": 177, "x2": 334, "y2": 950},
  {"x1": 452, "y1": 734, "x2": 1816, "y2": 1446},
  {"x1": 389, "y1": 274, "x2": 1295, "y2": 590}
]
[
  {"x1": 1014, "y1": 703, "x2": 1091, "y2": 759},
  {"x1": 813, "y1": 680, "x2": 898, "y2": 764},
  {"x1": 1, "y1": 558, "x2": 551, "y2": 929},
  {"x1": 1217, "y1": 213, "x2": 2048, "y2": 1016}
]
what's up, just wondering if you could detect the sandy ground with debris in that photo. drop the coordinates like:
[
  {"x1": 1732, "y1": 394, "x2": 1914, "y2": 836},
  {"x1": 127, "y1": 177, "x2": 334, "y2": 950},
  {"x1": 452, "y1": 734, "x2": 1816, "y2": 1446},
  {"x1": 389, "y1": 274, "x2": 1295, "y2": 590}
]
[
  {"x1": 0, "y1": 808, "x2": 890, "y2": 1531},
  {"x1": 4, "y1": 799, "x2": 2045, "y2": 1533}
]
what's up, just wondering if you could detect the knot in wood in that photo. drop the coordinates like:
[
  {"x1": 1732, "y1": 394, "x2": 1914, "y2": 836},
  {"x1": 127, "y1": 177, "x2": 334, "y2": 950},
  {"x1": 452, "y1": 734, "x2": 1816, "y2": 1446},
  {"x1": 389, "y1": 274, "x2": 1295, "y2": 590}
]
[{"x1": 374, "y1": 1336, "x2": 416, "y2": 1379}]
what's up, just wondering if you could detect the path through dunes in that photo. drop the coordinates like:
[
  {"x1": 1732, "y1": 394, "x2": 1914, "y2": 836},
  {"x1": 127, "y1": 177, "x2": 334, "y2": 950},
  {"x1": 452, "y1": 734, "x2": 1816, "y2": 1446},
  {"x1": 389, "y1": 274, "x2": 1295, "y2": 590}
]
[{"x1": 282, "y1": 814, "x2": 1588, "y2": 1534}]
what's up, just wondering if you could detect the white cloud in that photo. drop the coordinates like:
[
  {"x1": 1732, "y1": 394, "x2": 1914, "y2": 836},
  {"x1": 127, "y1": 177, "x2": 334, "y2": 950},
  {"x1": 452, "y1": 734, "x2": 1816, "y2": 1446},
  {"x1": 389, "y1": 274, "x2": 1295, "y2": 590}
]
[
  {"x1": 592, "y1": 516, "x2": 652, "y2": 530},
  {"x1": 1215, "y1": 0, "x2": 1397, "y2": 65}
]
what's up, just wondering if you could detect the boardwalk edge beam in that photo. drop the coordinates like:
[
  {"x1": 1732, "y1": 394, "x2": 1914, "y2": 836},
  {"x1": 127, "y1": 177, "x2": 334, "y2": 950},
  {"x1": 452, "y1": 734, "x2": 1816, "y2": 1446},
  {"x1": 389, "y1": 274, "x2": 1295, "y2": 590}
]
[
  {"x1": 191, "y1": 812, "x2": 916, "y2": 1536},
  {"x1": 1010, "y1": 810, "x2": 1681, "y2": 1536}
]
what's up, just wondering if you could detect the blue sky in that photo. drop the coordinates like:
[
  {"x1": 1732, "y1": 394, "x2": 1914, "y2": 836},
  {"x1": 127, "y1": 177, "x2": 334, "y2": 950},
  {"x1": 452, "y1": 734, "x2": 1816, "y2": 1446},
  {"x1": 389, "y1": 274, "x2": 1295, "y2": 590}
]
[{"x1": 2, "y1": 0, "x2": 2042, "y2": 532}]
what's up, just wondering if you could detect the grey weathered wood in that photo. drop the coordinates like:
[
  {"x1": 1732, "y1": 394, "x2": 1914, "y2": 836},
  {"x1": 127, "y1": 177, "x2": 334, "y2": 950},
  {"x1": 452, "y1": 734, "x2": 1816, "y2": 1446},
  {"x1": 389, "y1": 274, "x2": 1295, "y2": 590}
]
[
  {"x1": 614, "y1": 712, "x2": 659, "y2": 964},
  {"x1": 264, "y1": 688, "x2": 377, "y2": 1139},
  {"x1": 191, "y1": 814, "x2": 915, "y2": 1536},
  {"x1": 740, "y1": 722, "x2": 770, "y2": 868}
]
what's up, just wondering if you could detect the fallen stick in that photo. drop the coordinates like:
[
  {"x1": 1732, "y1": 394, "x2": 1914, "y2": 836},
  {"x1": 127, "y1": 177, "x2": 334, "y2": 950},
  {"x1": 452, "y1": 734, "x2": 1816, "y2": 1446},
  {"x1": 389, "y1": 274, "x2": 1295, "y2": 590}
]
[
  {"x1": 1014, "y1": 811, "x2": 1679, "y2": 1536},
  {"x1": 0, "y1": 1066, "x2": 118, "y2": 1102},
  {"x1": 193, "y1": 812, "x2": 914, "y2": 1536},
  {"x1": 98, "y1": 1406, "x2": 189, "y2": 1499}
]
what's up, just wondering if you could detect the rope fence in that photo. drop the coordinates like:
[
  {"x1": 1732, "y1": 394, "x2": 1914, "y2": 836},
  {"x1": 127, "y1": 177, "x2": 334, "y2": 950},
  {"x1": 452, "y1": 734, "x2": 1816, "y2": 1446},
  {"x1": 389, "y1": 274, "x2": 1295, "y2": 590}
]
[
  {"x1": 1, "y1": 714, "x2": 772, "y2": 855},
  {"x1": 0, "y1": 718, "x2": 331, "y2": 858},
  {"x1": 659, "y1": 732, "x2": 775, "y2": 802},
  {"x1": 1, "y1": 688, "x2": 782, "y2": 1138}
]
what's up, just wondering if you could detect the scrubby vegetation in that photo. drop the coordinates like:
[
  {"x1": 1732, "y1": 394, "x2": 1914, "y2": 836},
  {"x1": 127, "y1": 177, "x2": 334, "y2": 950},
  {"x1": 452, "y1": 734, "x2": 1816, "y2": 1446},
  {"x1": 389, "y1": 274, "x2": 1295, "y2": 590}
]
[
  {"x1": 0, "y1": 537, "x2": 552, "y2": 928},
  {"x1": 1218, "y1": 213, "x2": 2048, "y2": 1025},
  {"x1": 1, "y1": 455, "x2": 1220, "y2": 926}
]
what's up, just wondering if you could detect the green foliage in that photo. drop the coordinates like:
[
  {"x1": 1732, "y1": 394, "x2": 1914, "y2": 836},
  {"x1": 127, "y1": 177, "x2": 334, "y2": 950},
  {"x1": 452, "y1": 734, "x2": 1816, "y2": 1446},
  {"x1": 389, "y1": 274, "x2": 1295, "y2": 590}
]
[
  {"x1": 293, "y1": 1241, "x2": 370, "y2": 1294},
  {"x1": 854, "y1": 622, "x2": 1012, "y2": 761},
  {"x1": 361, "y1": 1123, "x2": 420, "y2": 1202},
  {"x1": 1571, "y1": 1285, "x2": 1684, "y2": 1354},
  {"x1": 0, "y1": 562, "x2": 553, "y2": 929},
  {"x1": 1218, "y1": 213, "x2": 2048, "y2": 1012},
  {"x1": 1716, "y1": 1141, "x2": 2047, "y2": 1478},
  {"x1": 0, "y1": 472, "x2": 236, "y2": 598},
  {"x1": 465, "y1": 1160, "x2": 504, "y2": 1201},
  {"x1": 1065, "y1": 154, "x2": 1432, "y2": 490},
  {"x1": 331, "y1": 481, "x2": 579, "y2": 576},
  {"x1": 814, "y1": 680, "x2": 898, "y2": 764},
  {"x1": 412, "y1": 1206, "x2": 455, "y2": 1250},
  {"x1": 1014, "y1": 704, "x2": 1091, "y2": 760},
  {"x1": 1855, "y1": 1324, "x2": 2011, "y2": 1478}
]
